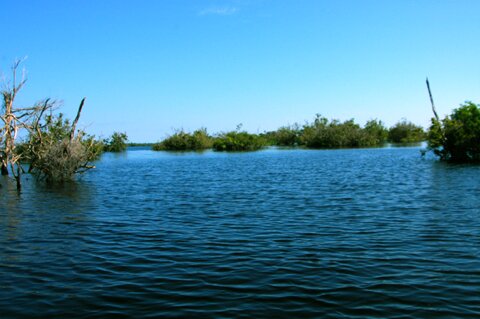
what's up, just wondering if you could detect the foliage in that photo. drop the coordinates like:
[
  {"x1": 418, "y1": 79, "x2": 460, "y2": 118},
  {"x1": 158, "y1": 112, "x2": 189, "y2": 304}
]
[
  {"x1": 1, "y1": 61, "x2": 99, "y2": 188},
  {"x1": 24, "y1": 113, "x2": 103, "y2": 182},
  {"x1": 299, "y1": 115, "x2": 387, "y2": 148},
  {"x1": 272, "y1": 124, "x2": 302, "y2": 146},
  {"x1": 427, "y1": 101, "x2": 480, "y2": 162},
  {"x1": 363, "y1": 119, "x2": 389, "y2": 146},
  {"x1": 103, "y1": 132, "x2": 128, "y2": 152},
  {"x1": 213, "y1": 129, "x2": 266, "y2": 151},
  {"x1": 388, "y1": 120, "x2": 425, "y2": 143},
  {"x1": 153, "y1": 129, "x2": 213, "y2": 151},
  {"x1": 258, "y1": 131, "x2": 277, "y2": 146}
]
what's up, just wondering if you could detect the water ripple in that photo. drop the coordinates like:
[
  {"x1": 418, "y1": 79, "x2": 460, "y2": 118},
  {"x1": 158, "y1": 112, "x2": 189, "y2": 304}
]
[{"x1": 1, "y1": 147, "x2": 480, "y2": 318}]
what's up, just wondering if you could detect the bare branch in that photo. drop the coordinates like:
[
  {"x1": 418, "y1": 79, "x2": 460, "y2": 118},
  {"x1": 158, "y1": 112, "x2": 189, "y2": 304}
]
[
  {"x1": 426, "y1": 78, "x2": 440, "y2": 122},
  {"x1": 70, "y1": 98, "x2": 85, "y2": 141}
]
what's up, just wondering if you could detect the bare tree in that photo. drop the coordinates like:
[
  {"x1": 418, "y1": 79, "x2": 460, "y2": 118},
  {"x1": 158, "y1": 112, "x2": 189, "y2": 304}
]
[
  {"x1": 1, "y1": 60, "x2": 99, "y2": 190},
  {"x1": 1, "y1": 59, "x2": 29, "y2": 189}
]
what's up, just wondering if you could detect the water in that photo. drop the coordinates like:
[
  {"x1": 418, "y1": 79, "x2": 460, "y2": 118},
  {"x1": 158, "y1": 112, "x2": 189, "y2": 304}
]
[{"x1": 1, "y1": 147, "x2": 479, "y2": 318}]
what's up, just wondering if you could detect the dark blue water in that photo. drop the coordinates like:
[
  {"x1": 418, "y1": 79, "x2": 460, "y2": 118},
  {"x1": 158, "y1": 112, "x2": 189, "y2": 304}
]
[{"x1": 1, "y1": 147, "x2": 479, "y2": 318}]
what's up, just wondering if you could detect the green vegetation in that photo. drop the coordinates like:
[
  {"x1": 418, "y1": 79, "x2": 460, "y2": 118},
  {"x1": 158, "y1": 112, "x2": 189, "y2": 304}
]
[
  {"x1": 1, "y1": 61, "x2": 101, "y2": 189},
  {"x1": 103, "y1": 132, "x2": 128, "y2": 152},
  {"x1": 212, "y1": 127, "x2": 266, "y2": 151},
  {"x1": 12, "y1": 59, "x2": 472, "y2": 187},
  {"x1": 151, "y1": 117, "x2": 424, "y2": 152},
  {"x1": 364, "y1": 119, "x2": 389, "y2": 146},
  {"x1": 427, "y1": 101, "x2": 480, "y2": 162},
  {"x1": 388, "y1": 120, "x2": 425, "y2": 144},
  {"x1": 24, "y1": 113, "x2": 103, "y2": 182},
  {"x1": 270, "y1": 124, "x2": 302, "y2": 147},
  {"x1": 152, "y1": 129, "x2": 213, "y2": 151},
  {"x1": 300, "y1": 115, "x2": 388, "y2": 148}
]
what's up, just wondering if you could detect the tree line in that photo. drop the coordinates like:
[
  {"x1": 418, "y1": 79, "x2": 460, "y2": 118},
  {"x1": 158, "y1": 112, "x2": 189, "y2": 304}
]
[{"x1": 152, "y1": 117, "x2": 425, "y2": 152}]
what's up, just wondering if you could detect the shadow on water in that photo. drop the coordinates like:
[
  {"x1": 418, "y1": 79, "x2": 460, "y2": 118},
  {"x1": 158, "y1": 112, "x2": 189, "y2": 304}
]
[
  {"x1": 0, "y1": 177, "x2": 98, "y2": 319},
  {"x1": 0, "y1": 175, "x2": 95, "y2": 244}
]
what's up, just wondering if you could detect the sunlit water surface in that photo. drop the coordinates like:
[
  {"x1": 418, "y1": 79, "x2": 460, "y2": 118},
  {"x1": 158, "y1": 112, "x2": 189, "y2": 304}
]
[{"x1": 1, "y1": 147, "x2": 479, "y2": 318}]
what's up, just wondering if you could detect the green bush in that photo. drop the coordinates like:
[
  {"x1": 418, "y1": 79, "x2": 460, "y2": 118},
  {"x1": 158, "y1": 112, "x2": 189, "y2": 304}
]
[
  {"x1": 428, "y1": 101, "x2": 480, "y2": 162},
  {"x1": 213, "y1": 131, "x2": 266, "y2": 151},
  {"x1": 259, "y1": 131, "x2": 277, "y2": 146},
  {"x1": 363, "y1": 119, "x2": 388, "y2": 146},
  {"x1": 299, "y1": 115, "x2": 387, "y2": 148},
  {"x1": 273, "y1": 125, "x2": 302, "y2": 146},
  {"x1": 153, "y1": 129, "x2": 212, "y2": 151},
  {"x1": 388, "y1": 120, "x2": 425, "y2": 143},
  {"x1": 103, "y1": 132, "x2": 128, "y2": 152},
  {"x1": 24, "y1": 113, "x2": 103, "y2": 182}
]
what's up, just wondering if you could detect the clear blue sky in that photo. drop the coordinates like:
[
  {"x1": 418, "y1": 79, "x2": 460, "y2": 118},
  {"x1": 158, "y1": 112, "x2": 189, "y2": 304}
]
[{"x1": 2, "y1": 0, "x2": 480, "y2": 142}]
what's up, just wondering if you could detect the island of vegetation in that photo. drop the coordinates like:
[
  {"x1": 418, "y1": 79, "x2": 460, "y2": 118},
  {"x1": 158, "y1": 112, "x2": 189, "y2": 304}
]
[
  {"x1": 152, "y1": 117, "x2": 426, "y2": 152},
  {"x1": 152, "y1": 129, "x2": 212, "y2": 151}
]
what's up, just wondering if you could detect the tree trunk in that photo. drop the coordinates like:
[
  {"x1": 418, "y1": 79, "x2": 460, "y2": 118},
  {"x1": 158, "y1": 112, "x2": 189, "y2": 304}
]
[
  {"x1": 1, "y1": 164, "x2": 8, "y2": 176},
  {"x1": 15, "y1": 166, "x2": 21, "y2": 191}
]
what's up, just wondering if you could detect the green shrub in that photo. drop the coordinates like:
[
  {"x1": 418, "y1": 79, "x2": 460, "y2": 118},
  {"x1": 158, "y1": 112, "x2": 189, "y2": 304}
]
[
  {"x1": 103, "y1": 132, "x2": 128, "y2": 152},
  {"x1": 153, "y1": 129, "x2": 212, "y2": 151},
  {"x1": 212, "y1": 131, "x2": 266, "y2": 151},
  {"x1": 299, "y1": 115, "x2": 386, "y2": 148},
  {"x1": 388, "y1": 120, "x2": 425, "y2": 143},
  {"x1": 273, "y1": 125, "x2": 302, "y2": 146},
  {"x1": 24, "y1": 113, "x2": 103, "y2": 182},
  {"x1": 363, "y1": 119, "x2": 388, "y2": 146},
  {"x1": 259, "y1": 131, "x2": 277, "y2": 146},
  {"x1": 428, "y1": 101, "x2": 480, "y2": 162}
]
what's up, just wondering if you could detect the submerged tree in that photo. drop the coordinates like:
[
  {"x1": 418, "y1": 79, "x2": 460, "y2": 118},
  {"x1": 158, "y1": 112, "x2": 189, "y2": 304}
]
[
  {"x1": 428, "y1": 101, "x2": 480, "y2": 162},
  {"x1": 1, "y1": 60, "x2": 100, "y2": 189},
  {"x1": 425, "y1": 79, "x2": 480, "y2": 162},
  {"x1": 1, "y1": 60, "x2": 31, "y2": 189},
  {"x1": 24, "y1": 106, "x2": 103, "y2": 182}
]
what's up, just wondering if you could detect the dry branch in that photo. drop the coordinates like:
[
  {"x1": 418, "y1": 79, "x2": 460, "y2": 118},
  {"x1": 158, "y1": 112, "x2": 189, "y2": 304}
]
[
  {"x1": 426, "y1": 78, "x2": 440, "y2": 122},
  {"x1": 70, "y1": 98, "x2": 85, "y2": 141}
]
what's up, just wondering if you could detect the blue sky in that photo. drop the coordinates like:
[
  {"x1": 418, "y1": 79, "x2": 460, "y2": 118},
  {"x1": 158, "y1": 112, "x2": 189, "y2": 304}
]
[{"x1": 2, "y1": 0, "x2": 480, "y2": 142}]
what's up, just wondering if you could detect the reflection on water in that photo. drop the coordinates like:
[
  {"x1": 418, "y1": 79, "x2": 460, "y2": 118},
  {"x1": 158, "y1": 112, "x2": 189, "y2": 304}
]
[{"x1": 1, "y1": 147, "x2": 479, "y2": 318}]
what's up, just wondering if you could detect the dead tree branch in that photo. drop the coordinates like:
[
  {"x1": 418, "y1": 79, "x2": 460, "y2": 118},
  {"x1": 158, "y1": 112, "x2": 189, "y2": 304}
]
[{"x1": 70, "y1": 97, "x2": 85, "y2": 141}]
